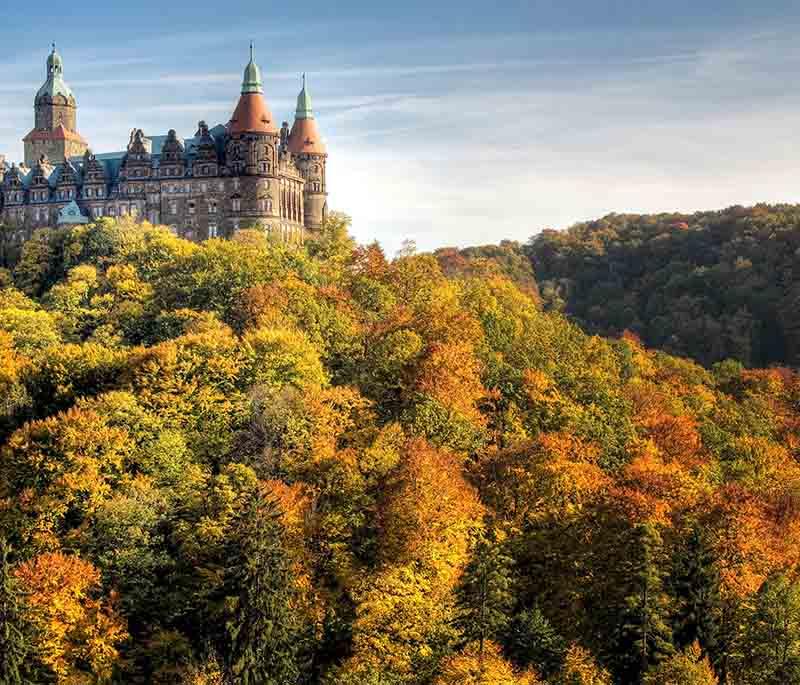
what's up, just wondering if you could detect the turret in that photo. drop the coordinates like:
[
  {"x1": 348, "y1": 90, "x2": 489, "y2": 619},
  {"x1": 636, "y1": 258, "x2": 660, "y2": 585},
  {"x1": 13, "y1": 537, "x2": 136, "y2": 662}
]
[
  {"x1": 288, "y1": 75, "x2": 328, "y2": 231},
  {"x1": 224, "y1": 44, "x2": 282, "y2": 231},
  {"x1": 23, "y1": 45, "x2": 88, "y2": 167}
]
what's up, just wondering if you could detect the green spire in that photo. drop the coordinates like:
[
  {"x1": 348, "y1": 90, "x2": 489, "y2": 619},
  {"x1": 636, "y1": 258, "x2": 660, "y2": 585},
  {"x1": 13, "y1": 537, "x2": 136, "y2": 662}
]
[
  {"x1": 47, "y1": 43, "x2": 63, "y2": 76},
  {"x1": 37, "y1": 43, "x2": 73, "y2": 103},
  {"x1": 241, "y1": 42, "x2": 263, "y2": 94},
  {"x1": 295, "y1": 73, "x2": 314, "y2": 120}
]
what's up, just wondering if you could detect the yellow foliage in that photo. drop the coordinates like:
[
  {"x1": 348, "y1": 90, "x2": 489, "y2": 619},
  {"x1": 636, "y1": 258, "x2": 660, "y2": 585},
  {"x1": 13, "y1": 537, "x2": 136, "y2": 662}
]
[
  {"x1": 557, "y1": 644, "x2": 612, "y2": 685},
  {"x1": 435, "y1": 642, "x2": 543, "y2": 685}
]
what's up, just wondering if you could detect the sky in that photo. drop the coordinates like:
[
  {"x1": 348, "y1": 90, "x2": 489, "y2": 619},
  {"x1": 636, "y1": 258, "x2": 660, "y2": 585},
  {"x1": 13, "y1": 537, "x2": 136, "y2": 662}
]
[{"x1": 2, "y1": 0, "x2": 800, "y2": 254}]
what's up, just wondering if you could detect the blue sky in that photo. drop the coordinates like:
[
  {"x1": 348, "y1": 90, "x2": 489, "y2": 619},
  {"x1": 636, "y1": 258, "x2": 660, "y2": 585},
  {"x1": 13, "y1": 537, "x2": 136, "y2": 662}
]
[{"x1": 2, "y1": 1, "x2": 799, "y2": 253}]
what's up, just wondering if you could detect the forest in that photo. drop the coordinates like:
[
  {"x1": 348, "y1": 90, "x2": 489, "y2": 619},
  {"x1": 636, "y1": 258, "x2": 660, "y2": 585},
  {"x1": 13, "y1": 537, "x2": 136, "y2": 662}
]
[
  {"x1": 523, "y1": 204, "x2": 800, "y2": 369},
  {"x1": 0, "y1": 214, "x2": 799, "y2": 684}
]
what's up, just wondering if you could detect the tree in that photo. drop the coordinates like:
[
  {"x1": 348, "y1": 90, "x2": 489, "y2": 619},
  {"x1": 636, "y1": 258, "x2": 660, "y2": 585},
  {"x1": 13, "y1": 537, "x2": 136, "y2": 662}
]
[
  {"x1": 14, "y1": 552, "x2": 127, "y2": 683},
  {"x1": 504, "y1": 606, "x2": 567, "y2": 678},
  {"x1": 0, "y1": 540, "x2": 31, "y2": 684},
  {"x1": 643, "y1": 643, "x2": 718, "y2": 685},
  {"x1": 671, "y1": 527, "x2": 721, "y2": 660},
  {"x1": 434, "y1": 641, "x2": 543, "y2": 685},
  {"x1": 555, "y1": 645, "x2": 612, "y2": 685},
  {"x1": 737, "y1": 574, "x2": 800, "y2": 684},
  {"x1": 213, "y1": 491, "x2": 309, "y2": 685},
  {"x1": 455, "y1": 527, "x2": 515, "y2": 660},
  {"x1": 613, "y1": 523, "x2": 674, "y2": 682}
]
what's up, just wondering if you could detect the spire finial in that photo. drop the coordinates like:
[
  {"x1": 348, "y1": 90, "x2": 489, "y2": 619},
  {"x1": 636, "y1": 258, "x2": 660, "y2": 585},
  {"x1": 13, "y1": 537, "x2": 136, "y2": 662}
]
[
  {"x1": 241, "y1": 43, "x2": 263, "y2": 94},
  {"x1": 303, "y1": 72, "x2": 306, "y2": 89},
  {"x1": 51, "y1": 42, "x2": 56, "y2": 52}
]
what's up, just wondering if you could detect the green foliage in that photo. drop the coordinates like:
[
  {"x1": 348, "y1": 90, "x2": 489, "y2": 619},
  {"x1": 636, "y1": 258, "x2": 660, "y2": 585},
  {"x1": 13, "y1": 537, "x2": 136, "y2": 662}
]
[
  {"x1": 455, "y1": 528, "x2": 515, "y2": 655},
  {"x1": 213, "y1": 492, "x2": 309, "y2": 685},
  {"x1": 737, "y1": 574, "x2": 800, "y2": 684},
  {"x1": 0, "y1": 540, "x2": 31, "y2": 684},
  {"x1": 504, "y1": 606, "x2": 567, "y2": 678},
  {"x1": 613, "y1": 524, "x2": 675, "y2": 682},
  {"x1": 526, "y1": 205, "x2": 800, "y2": 367}
]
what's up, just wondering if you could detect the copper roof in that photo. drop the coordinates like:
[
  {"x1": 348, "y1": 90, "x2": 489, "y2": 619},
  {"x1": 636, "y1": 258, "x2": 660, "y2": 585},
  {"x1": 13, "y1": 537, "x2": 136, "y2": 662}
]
[
  {"x1": 23, "y1": 124, "x2": 87, "y2": 144},
  {"x1": 228, "y1": 93, "x2": 279, "y2": 135},
  {"x1": 287, "y1": 117, "x2": 326, "y2": 155}
]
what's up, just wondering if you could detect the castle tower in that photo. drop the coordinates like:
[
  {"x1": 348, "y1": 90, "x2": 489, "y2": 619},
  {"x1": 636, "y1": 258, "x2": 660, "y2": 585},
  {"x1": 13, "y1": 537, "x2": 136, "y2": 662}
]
[
  {"x1": 23, "y1": 45, "x2": 88, "y2": 167},
  {"x1": 288, "y1": 75, "x2": 328, "y2": 231},
  {"x1": 225, "y1": 44, "x2": 281, "y2": 230}
]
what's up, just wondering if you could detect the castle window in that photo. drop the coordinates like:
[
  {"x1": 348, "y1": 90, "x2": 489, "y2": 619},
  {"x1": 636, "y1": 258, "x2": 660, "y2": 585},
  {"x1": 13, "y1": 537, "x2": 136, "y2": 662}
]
[
  {"x1": 209, "y1": 200, "x2": 217, "y2": 214},
  {"x1": 233, "y1": 178, "x2": 240, "y2": 191},
  {"x1": 201, "y1": 182, "x2": 208, "y2": 193},
  {"x1": 209, "y1": 222, "x2": 218, "y2": 238},
  {"x1": 170, "y1": 201, "x2": 177, "y2": 214},
  {"x1": 232, "y1": 198, "x2": 241, "y2": 212},
  {"x1": 203, "y1": 166, "x2": 209, "y2": 175},
  {"x1": 188, "y1": 201, "x2": 196, "y2": 215},
  {"x1": 108, "y1": 206, "x2": 116, "y2": 216}
]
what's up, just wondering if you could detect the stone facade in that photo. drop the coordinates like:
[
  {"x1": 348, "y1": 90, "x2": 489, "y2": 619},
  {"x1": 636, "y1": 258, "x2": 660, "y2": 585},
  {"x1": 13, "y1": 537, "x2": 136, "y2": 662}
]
[{"x1": 0, "y1": 45, "x2": 329, "y2": 244}]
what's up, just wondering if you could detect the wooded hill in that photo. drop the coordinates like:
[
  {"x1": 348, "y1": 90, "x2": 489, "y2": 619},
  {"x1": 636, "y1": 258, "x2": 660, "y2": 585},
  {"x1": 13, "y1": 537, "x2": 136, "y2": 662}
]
[
  {"x1": 522, "y1": 204, "x2": 800, "y2": 369},
  {"x1": 0, "y1": 215, "x2": 799, "y2": 684}
]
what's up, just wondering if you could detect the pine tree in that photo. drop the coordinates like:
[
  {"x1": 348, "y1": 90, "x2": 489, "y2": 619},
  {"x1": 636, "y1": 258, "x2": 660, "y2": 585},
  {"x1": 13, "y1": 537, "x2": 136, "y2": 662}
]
[
  {"x1": 216, "y1": 492, "x2": 308, "y2": 685},
  {"x1": 671, "y1": 527, "x2": 721, "y2": 662},
  {"x1": 614, "y1": 523, "x2": 674, "y2": 683},
  {"x1": 0, "y1": 539, "x2": 30, "y2": 685},
  {"x1": 504, "y1": 605, "x2": 567, "y2": 678},
  {"x1": 455, "y1": 526, "x2": 515, "y2": 660}
]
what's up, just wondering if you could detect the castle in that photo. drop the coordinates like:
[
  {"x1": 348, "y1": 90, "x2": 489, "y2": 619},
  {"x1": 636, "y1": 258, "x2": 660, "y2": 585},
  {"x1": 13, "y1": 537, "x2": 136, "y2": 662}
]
[{"x1": 0, "y1": 44, "x2": 328, "y2": 243}]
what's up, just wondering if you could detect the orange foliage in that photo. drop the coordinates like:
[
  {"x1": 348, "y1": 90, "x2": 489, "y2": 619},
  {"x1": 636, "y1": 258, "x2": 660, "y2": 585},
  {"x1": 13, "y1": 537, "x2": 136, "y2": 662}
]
[
  {"x1": 416, "y1": 341, "x2": 488, "y2": 425},
  {"x1": 704, "y1": 484, "x2": 800, "y2": 596},
  {"x1": 15, "y1": 552, "x2": 127, "y2": 683},
  {"x1": 476, "y1": 432, "x2": 609, "y2": 525},
  {"x1": 380, "y1": 439, "x2": 484, "y2": 583},
  {"x1": 612, "y1": 442, "x2": 706, "y2": 525}
]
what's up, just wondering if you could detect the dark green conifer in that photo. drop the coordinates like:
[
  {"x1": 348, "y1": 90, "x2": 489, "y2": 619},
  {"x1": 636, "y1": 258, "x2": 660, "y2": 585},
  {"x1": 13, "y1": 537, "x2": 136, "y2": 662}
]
[
  {"x1": 503, "y1": 605, "x2": 567, "y2": 677},
  {"x1": 614, "y1": 523, "x2": 674, "y2": 683},
  {"x1": 0, "y1": 539, "x2": 30, "y2": 685},
  {"x1": 671, "y1": 527, "x2": 721, "y2": 659},
  {"x1": 455, "y1": 526, "x2": 515, "y2": 658},
  {"x1": 217, "y1": 493, "x2": 309, "y2": 685}
]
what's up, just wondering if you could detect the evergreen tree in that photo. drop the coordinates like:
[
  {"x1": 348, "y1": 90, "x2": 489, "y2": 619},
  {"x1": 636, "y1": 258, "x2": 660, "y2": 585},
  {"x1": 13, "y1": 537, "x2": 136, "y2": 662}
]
[
  {"x1": 0, "y1": 539, "x2": 30, "y2": 685},
  {"x1": 504, "y1": 605, "x2": 567, "y2": 678},
  {"x1": 455, "y1": 527, "x2": 515, "y2": 660},
  {"x1": 613, "y1": 523, "x2": 674, "y2": 683},
  {"x1": 737, "y1": 574, "x2": 800, "y2": 684},
  {"x1": 671, "y1": 527, "x2": 721, "y2": 658},
  {"x1": 215, "y1": 492, "x2": 308, "y2": 685}
]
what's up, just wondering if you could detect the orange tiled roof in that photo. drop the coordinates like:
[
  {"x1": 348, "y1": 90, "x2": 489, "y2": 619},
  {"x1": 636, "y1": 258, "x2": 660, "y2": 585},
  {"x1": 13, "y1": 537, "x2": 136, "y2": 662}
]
[
  {"x1": 228, "y1": 93, "x2": 279, "y2": 135},
  {"x1": 287, "y1": 117, "x2": 326, "y2": 155},
  {"x1": 23, "y1": 124, "x2": 87, "y2": 145}
]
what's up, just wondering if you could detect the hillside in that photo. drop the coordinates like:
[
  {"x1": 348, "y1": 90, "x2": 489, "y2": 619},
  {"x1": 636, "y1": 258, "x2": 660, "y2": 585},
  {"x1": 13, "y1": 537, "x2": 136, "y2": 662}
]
[
  {"x1": 0, "y1": 216, "x2": 799, "y2": 684},
  {"x1": 525, "y1": 204, "x2": 800, "y2": 369}
]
